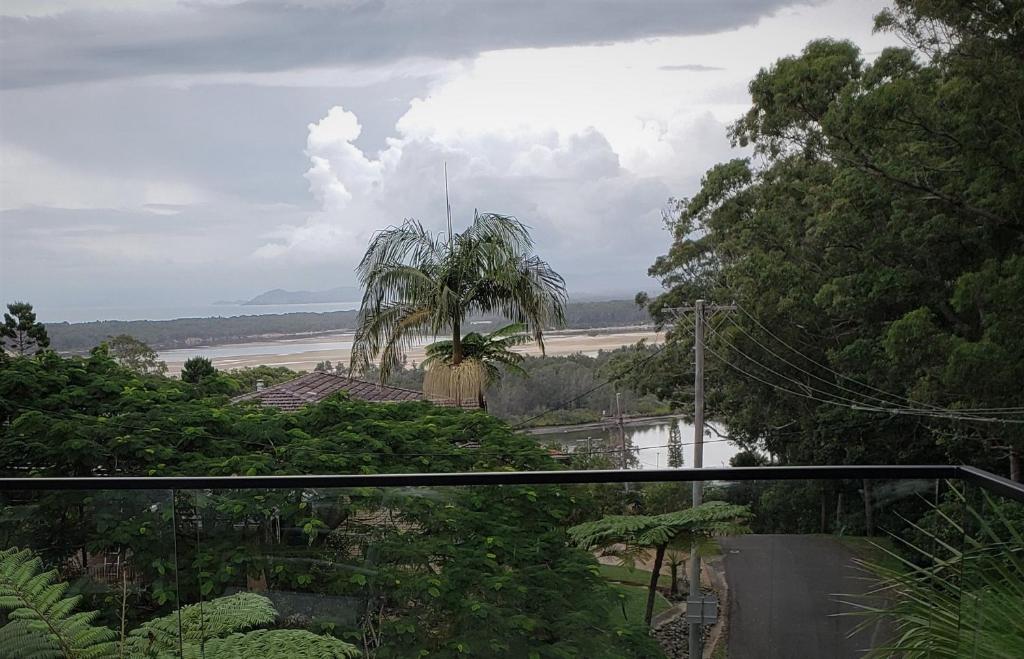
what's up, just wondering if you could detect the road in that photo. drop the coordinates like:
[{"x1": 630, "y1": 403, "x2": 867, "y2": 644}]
[{"x1": 720, "y1": 535, "x2": 889, "y2": 658}]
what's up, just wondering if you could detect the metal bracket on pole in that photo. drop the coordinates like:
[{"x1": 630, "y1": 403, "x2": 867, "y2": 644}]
[{"x1": 685, "y1": 593, "x2": 719, "y2": 625}]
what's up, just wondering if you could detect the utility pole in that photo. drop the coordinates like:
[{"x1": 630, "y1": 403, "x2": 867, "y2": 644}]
[
  {"x1": 688, "y1": 299, "x2": 706, "y2": 659},
  {"x1": 667, "y1": 299, "x2": 734, "y2": 659},
  {"x1": 616, "y1": 392, "x2": 626, "y2": 470}
]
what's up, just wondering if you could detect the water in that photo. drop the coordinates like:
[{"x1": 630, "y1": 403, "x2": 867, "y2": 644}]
[
  {"x1": 159, "y1": 335, "x2": 357, "y2": 361},
  {"x1": 537, "y1": 417, "x2": 739, "y2": 470},
  {"x1": 39, "y1": 302, "x2": 361, "y2": 324}
]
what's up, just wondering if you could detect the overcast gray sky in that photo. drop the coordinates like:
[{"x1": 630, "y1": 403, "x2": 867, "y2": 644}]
[{"x1": 0, "y1": 0, "x2": 896, "y2": 321}]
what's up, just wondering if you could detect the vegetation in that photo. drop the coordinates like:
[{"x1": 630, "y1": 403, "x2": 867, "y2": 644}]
[
  {"x1": 422, "y1": 323, "x2": 529, "y2": 409},
  {"x1": 0, "y1": 550, "x2": 359, "y2": 659},
  {"x1": 488, "y1": 345, "x2": 672, "y2": 426},
  {"x1": 666, "y1": 423, "x2": 683, "y2": 468},
  {"x1": 609, "y1": 584, "x2": 671, "y2": 627},
  {"x1": 569, "y1": 502, "x2": 751, "y2": 625},
  {"x1": 1, "y1": 302, "x2": 50, "y2": 357},
  {"x1": 634, "y1": 0, "x2": 1024, "y2": 501},
  {"x1": 226, "y1": 365, "x2": 304, "y2": 393},
  {"x1": 0, "y1": 350, "x2": 660, "y2": 657},
  {"x1": 350, "y1": 213, "x2": 567, "y2": 403},
  {"x1": 0, "y1": 548, "x2": 115, "y2": 658},
  {"x1": 180, "y1": 356, "x2": 216, "y2": 383},
  {"x1": 105, "y1": 335, "x2": 167, "y2": 376},
  {"x1": 846, "y1": 488, "x2": 1024, "y2": 658},
  {"x1": 41, "y1": 300, "x2": 650, "y2": 355}
]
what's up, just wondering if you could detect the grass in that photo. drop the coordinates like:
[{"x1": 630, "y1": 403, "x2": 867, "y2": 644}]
[
  {"x1": 836, "y1": 535, "x2": 903, "y2": 574},
  {"x1": 598, "y1": 563, "x2": 671, "y2": 588},
  {"x1": 608, "y1": 583, "x2": 671, "y2": 624},
  {"x1": 702, "y1": 538, "x2": 723, "y2": 558}
]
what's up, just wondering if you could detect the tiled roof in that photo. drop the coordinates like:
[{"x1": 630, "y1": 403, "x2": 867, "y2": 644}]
[{"x1": 232, "y1": 372, "x2": 425, "y2": 412}]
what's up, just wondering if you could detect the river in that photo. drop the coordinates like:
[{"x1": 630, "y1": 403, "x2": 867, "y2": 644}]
[{"x1": 536, "y1": 417, "x2": 740, "y2": 470}]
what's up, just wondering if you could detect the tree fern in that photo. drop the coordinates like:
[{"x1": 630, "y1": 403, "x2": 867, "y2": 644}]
[
  {"x1": 0, "y1": 549, "x2": 360, "y2": 659},
  {"x1": 0, "y1": 548, "x2": 116, "y2": 659},
  {"x1": 182, "y1": 629, "x2": 360, "y2": 659},
  {"x1": 569, "y1": 501, "x2": 751, "y2": 625},
  {"x1": 124, "y1": 592, "x2": 277, "y2": 655}
]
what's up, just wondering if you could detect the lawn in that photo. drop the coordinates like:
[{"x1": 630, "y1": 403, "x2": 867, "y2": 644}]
[
  {"x1": 836, "y1": 535, "x2": 904, "y2": 574},
  {"x1": 608, "y1": 583, "x2": 672, "y2": 624},
  {"x1": 598, "y1": 563, "x2": 671, "y2": 588}
]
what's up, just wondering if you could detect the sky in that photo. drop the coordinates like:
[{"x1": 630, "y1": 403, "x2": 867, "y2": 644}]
[{"x1": 0, "y1": 0, "x2": 898, "y2": 322}]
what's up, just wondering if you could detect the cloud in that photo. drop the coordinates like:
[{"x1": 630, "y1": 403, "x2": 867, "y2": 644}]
[
  {"x1": 252, "y1": 104, "x2": 678, "y2": 294},
  {"x1": 659, "y1": 64, "x2": 725, "y2": 72},
  {"x1": 0, "y1": 144, "x2": 209, "y2": 210},
  {"x1": 0, "y1": 0, "x2": 805, "y2": 88}
]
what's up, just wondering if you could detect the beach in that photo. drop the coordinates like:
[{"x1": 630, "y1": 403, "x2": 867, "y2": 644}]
[{"x1": 160, "y1": 328, "x2": 664, "y2": 374}]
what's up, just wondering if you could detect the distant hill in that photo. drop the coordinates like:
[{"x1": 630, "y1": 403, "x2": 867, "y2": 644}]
[{"x1": 242, "y1": 286, "x2": 362, "y2": 305}]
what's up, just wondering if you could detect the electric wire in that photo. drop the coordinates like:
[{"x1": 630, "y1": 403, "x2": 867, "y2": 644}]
[
  {"x1": 699, "y1": 338, "x2": 1024, "y2": 424},
  {"x1": 728, "y1": 300, "x2": 1024, "y2": 415}
]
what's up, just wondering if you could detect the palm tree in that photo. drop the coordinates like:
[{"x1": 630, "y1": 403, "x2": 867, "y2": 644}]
[
  {"x1": 350, "y1": 212, "x2": 567, "y2": 401},
  {"x1": 569, "y1": 502, "x2": 751, "y2": 626},
  {"x1": 421, "y1": 322, "x2": 530, "y2": 409}
]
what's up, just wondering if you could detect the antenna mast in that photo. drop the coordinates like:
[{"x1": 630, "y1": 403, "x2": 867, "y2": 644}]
[{"x1": 444, "y1": 161, "x2": 453, "y2": 243}]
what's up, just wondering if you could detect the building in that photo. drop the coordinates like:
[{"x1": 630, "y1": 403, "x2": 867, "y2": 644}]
[{"x1": 231, "y1": 371, "x2": 426, "y2": 412}]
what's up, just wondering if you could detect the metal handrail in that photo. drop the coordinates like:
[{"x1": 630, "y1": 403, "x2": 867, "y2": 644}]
[{"x1": 0, "y1": 465, "x2": 1021, "y2": 502}]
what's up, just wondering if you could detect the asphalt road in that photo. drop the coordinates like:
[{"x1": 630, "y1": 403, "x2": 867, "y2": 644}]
[{"x1": 720, "y1": 535, "x2": 888, "y2": 658}]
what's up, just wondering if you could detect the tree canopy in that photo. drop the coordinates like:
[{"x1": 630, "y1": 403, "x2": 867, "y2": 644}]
[
  {"x1": 350, "y1": 213, "x2": 567, "y2": 398},
  {"x1": 639, "y1": 1, "x2": 1024, "y2": 481},
  {"x1": 1, "y1": 302, "x2": 50, "y2": 357},
  {"x1": 0, "y1": 350, "x2": 661, "y2": 657}
]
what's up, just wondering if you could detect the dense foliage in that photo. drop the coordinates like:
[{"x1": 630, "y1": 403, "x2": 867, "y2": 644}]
[
  {"x1": 1, "y1": 303, "x2": 50, "y2": 357},
  {"x1": 0, "y1": 351, "x2": 660, "y2": 657},
  {"x1": 0, "y1": 554, "x2": 360, "y2": 659},
  {"x1": 105, "y1": 335, "x2": 167, "y2": 376},
  {"x1": 848, "y1": 488, "x2": 1024, "y2": 658},
  {"x1": 488, "y1": 344, "x2": 672, "y2": 426},
  {"x1": 638, "y1": 2, "x2": 1024, "y2": 485},
  {"x1": 227, "y1": 365, "x2": 304, "y2": 393}
]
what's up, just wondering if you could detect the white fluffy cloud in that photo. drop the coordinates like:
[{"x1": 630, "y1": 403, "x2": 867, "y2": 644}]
[{"x1": 253, "y1": 104, "x2": 678, "y2": 289}]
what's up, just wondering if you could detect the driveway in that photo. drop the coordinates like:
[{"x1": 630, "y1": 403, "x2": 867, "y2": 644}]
[{"x1": 720, "y1": 535, "x2": 889, "y2": 658}]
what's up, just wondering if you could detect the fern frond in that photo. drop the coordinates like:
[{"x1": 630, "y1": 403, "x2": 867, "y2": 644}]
[
  {"x1": 0, "y1": 619, "x2": 62, "y2": 659},
  {"x1": 0, "y1": 548, "x2": 116, "y2": 659},
  {"x1": 183, "y1": 629, "x2": 360, "y2": 659},
  {"x1": 125, "y1": 592, "x2": 278, "y2": 654},
  {"x1": 568, "y1": 502, "x2": 752, "y2": 550}
]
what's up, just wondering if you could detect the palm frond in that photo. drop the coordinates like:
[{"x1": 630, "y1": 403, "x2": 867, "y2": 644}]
[
  {"x1": 352, "y1": 209, "x2": 565, "y2": 379},
  {"x1": 842, "y1": 487, "x2": 1024, "y2": 658}
]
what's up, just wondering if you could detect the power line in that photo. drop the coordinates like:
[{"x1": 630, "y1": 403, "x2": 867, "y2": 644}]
[
  {"x1": 700, "y1": 338, "x2": 1024, "y2": 425},
  {"x1": 728, "y1": 301, "x2": 1024, "y2": 416}
]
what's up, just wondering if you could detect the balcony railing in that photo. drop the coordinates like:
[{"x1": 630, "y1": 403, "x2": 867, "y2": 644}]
[{"x1": 1, "y1": 465, "x2": 1021, "y2": 658}]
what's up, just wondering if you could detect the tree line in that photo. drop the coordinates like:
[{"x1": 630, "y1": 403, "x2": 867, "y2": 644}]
[
  {"x1": 630, "y1": 1, "x2": 1024, "y2": 484},
  {"x1": 42, "y1": 300, "x2": 651, "y2": 354}
]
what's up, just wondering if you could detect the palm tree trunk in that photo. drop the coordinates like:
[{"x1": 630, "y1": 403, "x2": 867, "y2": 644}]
[
  {"x1": 451, "y1": 318, "x2": 463, "y2": 365},
  {"x1": 645, "y1": 544, "x2": 667, "y2": 626}
]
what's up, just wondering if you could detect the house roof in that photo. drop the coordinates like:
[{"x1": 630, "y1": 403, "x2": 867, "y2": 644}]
[{"x1": 232, "y1": 372, "x2": 425, "y2": 412}]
